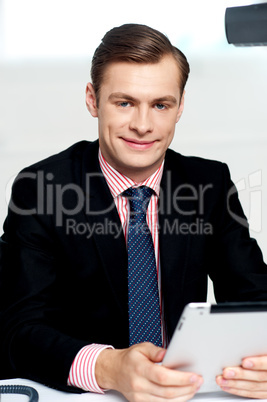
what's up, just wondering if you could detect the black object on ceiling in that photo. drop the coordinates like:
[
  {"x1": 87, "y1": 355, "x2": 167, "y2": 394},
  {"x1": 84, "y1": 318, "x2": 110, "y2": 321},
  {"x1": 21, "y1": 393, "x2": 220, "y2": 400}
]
[{"x1": 225, "y1": 3, "x2": 267, "y2": 46}]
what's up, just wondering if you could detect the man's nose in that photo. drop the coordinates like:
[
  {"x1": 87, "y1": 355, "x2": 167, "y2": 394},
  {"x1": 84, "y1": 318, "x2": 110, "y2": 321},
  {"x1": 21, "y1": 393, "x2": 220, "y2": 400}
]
[{"x1": 129, "y1": 107, "x2": 153, "y2": 135}]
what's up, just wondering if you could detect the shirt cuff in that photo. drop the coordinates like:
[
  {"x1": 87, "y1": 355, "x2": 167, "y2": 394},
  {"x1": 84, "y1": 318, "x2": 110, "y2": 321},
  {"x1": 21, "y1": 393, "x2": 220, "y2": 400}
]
[{"x1": 67, "y1": 344, "x2": 114, "y2": 393}]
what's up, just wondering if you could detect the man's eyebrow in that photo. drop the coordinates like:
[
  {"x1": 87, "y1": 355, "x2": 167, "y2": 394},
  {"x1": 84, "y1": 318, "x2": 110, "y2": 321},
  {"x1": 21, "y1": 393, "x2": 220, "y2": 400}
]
[
  {"x1": 154, "y1": 96, "x2": 177, "y2": 104},
  {"x1": 108, "y1": 92, "x2": 178, "y2": 104},
  {"x1": 108, "y1": 93, "x2": 137, "y2": 102}
]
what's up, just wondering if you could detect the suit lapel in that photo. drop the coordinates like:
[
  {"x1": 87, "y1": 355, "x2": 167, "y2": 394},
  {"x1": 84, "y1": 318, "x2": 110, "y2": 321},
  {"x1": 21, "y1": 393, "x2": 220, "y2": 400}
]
[
  {"x1": 80, "y1": 142, "x2": 128, "y2": 319},
  {"x1": 159, "y1": 150, "x2": 194, "y2": 341}
]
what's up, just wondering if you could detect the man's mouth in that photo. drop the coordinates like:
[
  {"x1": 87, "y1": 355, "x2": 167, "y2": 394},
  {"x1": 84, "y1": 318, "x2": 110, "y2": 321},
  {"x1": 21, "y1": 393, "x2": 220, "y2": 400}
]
[{"x1": 121, "y1": 138, "x2": 156, "y2": 150}]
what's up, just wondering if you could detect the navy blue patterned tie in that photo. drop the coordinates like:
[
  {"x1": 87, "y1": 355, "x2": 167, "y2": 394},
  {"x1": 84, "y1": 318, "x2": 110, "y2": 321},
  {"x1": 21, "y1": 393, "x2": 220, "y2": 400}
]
[{"x1": 124, "y1": 186, "x2": 162, "y2": 347}]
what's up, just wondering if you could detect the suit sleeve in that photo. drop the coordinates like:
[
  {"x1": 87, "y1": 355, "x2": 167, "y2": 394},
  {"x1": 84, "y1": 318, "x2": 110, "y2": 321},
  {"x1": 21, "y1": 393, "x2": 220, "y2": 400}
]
[
  {"x1": 1, "y1": 168, "x2": 88, "y2": 392},
  {"x1": 208, "y1": 163, "x2": 267, "y2": 302}
]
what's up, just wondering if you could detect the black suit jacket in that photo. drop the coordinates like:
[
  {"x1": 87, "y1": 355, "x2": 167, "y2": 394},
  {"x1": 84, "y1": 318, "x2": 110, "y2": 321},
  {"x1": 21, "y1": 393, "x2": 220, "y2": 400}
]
[{"x1": 1, "y1": 140, "x2": 267, "y2": 391}]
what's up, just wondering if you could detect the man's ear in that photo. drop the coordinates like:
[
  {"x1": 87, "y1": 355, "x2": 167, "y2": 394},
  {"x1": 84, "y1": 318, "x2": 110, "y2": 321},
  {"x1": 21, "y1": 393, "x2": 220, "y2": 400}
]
[
  {"x1": 176, "y1": 90, "x2": 185, "y2": 123},
  {"x1": 85, "y1": 83, "x2": 98, "y2": 117}
]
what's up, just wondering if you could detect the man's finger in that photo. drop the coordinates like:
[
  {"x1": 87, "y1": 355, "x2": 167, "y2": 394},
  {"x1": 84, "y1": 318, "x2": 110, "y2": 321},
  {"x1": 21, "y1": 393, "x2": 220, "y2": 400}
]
[
  {"x1": 217, "y1": 385, "x2": 267, "y2": 400},
  {"x1": 138, "y1": 342, "x2": 166, "y2": 363},
  {"x1": 242, "y1": 356, "x2": 267, "y2": 371},
  {"x1": 221, "y1": 366, "x2": 267, "y2": 382},
  {"x1": 147, "y1": 363, "x2": 203, "y2": 388},
  {"x1": 217, "y1": 376, "x2": 267, "y2": 391},
  {"x1": 149, "y1": 383, "x2": 203, "y2": 400}
]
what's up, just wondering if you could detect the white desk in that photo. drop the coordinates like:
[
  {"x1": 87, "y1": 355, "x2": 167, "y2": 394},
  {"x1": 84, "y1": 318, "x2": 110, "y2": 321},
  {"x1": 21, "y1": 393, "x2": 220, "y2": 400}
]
[{"x1": 0, "y1": 378, "x2": 266, "y2": 401}]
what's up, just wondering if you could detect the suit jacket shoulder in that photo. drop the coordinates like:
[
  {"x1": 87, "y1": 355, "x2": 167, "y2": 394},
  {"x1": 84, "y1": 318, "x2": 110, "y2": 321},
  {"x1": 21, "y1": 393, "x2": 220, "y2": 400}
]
[
  {"x1": 19, "y1": 140, "x2": 99, "y2": 173},
  {"x1": 165, "y1": 148, "x2": 228, "y2": 184}
]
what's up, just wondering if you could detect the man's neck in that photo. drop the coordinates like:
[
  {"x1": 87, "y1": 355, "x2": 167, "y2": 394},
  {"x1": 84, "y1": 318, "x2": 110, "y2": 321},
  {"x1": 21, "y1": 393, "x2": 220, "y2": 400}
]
[{"x1": 99, "y1": 153, "x2": 164, "y2": 184}]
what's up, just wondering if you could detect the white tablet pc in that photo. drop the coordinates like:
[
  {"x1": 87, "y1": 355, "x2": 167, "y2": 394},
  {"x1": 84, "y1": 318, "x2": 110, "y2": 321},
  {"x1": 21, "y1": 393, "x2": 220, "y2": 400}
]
[{"x1": 162, "y1": 302, "x2": 267, "y2": 393}]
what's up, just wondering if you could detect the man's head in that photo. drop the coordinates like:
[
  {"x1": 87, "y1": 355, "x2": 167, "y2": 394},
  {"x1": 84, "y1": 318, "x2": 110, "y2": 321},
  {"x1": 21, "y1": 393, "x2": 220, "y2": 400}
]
[
  {"x1": 91, "y1": 23, "x2": 190, "y2": 107},
  {"x1": 86, "y1": 24, "x2": 190, "y2": 182}
]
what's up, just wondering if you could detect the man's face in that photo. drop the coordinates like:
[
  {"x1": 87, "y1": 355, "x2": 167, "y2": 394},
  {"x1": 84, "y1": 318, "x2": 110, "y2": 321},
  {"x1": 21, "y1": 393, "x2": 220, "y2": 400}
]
[{"x1": 86, "y1": 55, "x2": 184, "y2": 182}]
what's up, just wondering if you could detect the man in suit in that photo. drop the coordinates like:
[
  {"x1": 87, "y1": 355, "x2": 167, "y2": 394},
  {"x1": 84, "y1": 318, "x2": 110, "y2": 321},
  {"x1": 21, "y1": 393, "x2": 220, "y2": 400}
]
[{"x1": 1, "y1": 23, "x2": 267, "y2": 401}]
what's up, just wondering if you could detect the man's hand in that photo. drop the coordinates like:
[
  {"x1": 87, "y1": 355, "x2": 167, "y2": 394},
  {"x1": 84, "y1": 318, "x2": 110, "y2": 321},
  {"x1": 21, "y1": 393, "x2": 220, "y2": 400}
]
[
  {"x1": 95, "y1": 342, "x2": 203, "y2": 401},
  {"x1": 216, "y1": 355, "x2": 267, "y2": 399}
]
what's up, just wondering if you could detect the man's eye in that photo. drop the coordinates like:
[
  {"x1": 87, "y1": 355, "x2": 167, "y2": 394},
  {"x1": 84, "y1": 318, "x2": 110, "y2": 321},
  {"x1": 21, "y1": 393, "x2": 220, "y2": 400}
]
[
  {"x1": 155, "y1": 103, "x2": 166, "y2": 110},
  {"x1": 119, "y1": 102, "x2": 131, "y2": 107}
]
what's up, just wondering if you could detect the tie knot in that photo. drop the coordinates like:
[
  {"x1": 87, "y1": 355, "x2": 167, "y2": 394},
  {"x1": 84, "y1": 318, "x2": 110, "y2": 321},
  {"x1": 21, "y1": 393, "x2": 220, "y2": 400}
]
[{"x1": 124, "y1": 186, "x2": 153, "y2": 214}]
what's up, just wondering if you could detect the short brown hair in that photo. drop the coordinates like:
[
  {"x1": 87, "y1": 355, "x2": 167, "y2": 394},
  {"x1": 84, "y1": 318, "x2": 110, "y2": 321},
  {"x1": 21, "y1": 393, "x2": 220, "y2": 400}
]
[{"x1": 91, "y1": 23, "x2": 190, "y2": 105}]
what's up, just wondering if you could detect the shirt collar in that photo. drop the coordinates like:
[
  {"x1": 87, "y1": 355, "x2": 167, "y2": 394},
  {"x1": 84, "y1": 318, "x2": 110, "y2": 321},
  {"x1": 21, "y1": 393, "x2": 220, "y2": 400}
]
[{"x1": 98, "y1": 148, "x2": 164, "y2": 199}]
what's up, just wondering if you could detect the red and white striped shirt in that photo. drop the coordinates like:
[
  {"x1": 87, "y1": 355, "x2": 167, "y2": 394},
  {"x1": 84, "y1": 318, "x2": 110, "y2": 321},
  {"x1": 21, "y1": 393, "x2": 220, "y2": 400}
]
[{"x1": 68, "y1": 149, "x2": 164, "y2": 393}]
